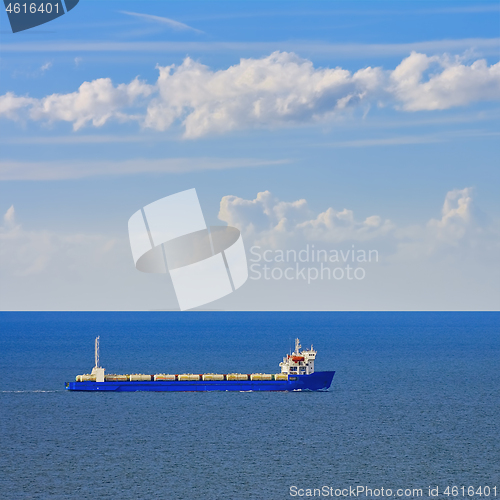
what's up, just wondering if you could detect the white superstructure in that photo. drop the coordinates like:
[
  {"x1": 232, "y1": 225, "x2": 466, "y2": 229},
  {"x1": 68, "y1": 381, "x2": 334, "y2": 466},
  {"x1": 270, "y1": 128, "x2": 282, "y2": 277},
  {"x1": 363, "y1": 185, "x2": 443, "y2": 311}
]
[{"x1": 279, "y1": 338, "x2": 316, "y2": 375}]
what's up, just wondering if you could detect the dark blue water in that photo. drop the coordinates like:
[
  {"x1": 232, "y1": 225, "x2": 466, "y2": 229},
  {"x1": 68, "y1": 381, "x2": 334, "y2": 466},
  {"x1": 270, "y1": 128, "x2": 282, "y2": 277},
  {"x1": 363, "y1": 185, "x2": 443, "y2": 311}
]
[{"x1": 1, "y1": 312, "x2": 499, "y2": 500}]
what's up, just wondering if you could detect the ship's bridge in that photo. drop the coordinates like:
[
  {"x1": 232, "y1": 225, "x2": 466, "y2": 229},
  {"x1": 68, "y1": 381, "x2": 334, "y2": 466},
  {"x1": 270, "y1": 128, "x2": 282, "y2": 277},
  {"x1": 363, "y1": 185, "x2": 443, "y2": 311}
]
[{"x1": 279, "y1": 338, "x2": 316, "y2": 375}]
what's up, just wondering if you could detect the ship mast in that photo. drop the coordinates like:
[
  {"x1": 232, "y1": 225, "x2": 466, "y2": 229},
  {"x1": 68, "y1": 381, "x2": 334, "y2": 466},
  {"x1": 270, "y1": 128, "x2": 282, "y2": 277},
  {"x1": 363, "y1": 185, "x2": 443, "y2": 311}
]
[
  {"x1": 295, "y1": 338, "x2": 301, "y2": 354},
  {"x1": 95, "y1": 336, "x2": 100, "y2": 369}
]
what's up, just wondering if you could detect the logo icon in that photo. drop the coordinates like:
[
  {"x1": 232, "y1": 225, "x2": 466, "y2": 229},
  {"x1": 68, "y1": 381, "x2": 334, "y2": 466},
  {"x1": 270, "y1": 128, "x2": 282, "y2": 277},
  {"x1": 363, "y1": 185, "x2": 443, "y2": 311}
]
[
  {"x1": 4, "y1": 0, "x2": 79, "y2": 33},
  {"x1": 128, "y1": 189, "x2": 248, "y2": 311}
]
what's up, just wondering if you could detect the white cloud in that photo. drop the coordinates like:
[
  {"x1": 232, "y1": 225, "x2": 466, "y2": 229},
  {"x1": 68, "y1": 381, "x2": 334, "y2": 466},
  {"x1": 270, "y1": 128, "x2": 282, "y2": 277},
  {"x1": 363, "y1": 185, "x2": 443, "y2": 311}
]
[
  {"x1": 390, "y1": 187, "x2": 499, "y2": 264},
  {"x1": 218, "y1": 188, "x2": 498, "y2": 260},
  {"x1": 30, "y1": 77, "x2": 154, "y2": 130},
  {"x1": 390, "y1": 52, "x2": 500, "y2": 111},
  {"x1": 40, "y1": 62, "x2": 52, "y2": 73},
  {"x1": 219, "y1": 191, "x2": 394, "y2": 248},
  {"x1": 145, "y1": 52, "x2": 385, "y2": 137},
  {"x1": 3, "y1": 205, "x2": 16, "y2": 226},
  {"x1": 0, "y1": 92, "x2": 37, "y2": 121},
  {"x1": 406, "y1": 188, "x2": 478, "y2": 243},
  {"x1": 1, "y1": 51, "x2": 499, "y2": 136},
  {"x1": 428, "y1": 187, "x2": 474, "y2": 240},
  {"x1": 296, "y1": 209, "x2": 395, "y2": 243},
  {"x1": 0, "y1": 78, "x2": 153, "y2": 130}
]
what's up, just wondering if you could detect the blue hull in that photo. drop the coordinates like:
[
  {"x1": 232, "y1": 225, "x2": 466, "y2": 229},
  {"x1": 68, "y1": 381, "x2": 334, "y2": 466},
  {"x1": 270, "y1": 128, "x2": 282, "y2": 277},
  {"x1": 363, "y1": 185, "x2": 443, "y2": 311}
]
[{"x1": 66, "y1": 371, "x2": 335, "y2": 392}]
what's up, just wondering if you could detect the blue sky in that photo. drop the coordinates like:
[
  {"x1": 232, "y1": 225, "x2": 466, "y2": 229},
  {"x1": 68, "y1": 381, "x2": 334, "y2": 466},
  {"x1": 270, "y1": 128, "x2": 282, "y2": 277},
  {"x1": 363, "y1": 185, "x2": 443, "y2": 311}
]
[{"x1": 0, "y1": 1, "x2": 499, "y2": 310}]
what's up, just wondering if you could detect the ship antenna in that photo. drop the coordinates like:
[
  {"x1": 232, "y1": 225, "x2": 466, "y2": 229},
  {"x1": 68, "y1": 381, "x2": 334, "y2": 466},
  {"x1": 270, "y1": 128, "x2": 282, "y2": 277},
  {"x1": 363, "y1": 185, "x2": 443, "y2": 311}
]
[{"x1": 95, "y1": 336, "x2": 100, "y2": 369}]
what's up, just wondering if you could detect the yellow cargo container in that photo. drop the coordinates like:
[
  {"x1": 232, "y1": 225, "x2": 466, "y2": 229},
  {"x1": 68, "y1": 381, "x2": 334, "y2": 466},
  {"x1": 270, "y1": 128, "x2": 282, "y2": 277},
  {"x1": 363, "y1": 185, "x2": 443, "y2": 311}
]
[
  {"x1": 178, "y1": 374, "x2": 201, "y2": 381},
  {"x1": 250, "y1": 373, "x2": 273, "y2": 381},
  {"x1": 275, "y1": 373, "x2": 288, "y2": 381},
  {"x1": 105, "y1": 374, "x2": 128, "y2": 381},
  {"x1": 129, "y1": 374, "x2": 151, "y2": 381},
  {"x1": 154, "y1": 374, "x2": 176, "y2": 381},
  {"x1": 202, "y1": 374, "x2": 225, "y2": 381},
  {"x1": 78, "y1": 374, "x2": 96, "y2": 382},
  {"x1": 227, "y1": 373, "x2": 248, "y2": 381}
]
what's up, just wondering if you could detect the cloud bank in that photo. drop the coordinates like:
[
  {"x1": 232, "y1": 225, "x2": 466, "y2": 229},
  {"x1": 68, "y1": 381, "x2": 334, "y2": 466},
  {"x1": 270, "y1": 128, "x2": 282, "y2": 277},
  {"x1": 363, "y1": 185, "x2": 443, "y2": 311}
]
[
  {"x1": 1, "y1": 51, "x2": 499, "y2": 137},
  {"x1": 2, "y1": 189, "x2": 498, "y2": 310},
  {"x1": 0, "y1": 205, "x2": 118, "y2": 277},
  {"x1": 218, "y1": 188, "x2": 499, "y2": 261}
]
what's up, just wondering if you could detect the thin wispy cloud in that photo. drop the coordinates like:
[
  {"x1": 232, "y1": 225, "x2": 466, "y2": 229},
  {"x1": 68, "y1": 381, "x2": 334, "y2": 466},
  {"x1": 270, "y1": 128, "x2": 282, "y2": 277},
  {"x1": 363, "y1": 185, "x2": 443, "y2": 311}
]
[
  {"x1": 316, "y1": 131, "x2": 500, "y2": 148},
  {"x1": 419, "y1": 5, "x2": 500, "y2": 14},
  {"x1": 0, "y1": 135, "x2": 156, "y2": 145},
  {"x1": 2, "y1": 38, "x2": 498, "y2": 58},
  {"x1": 0, "y1": 157, "x2": 289, "y2": 181},
  {"x1": 120, "y1": 11, "x2": 204, "y2": 34},
  {"x1": 187, "y1": 4, "x2": 500, "y2": 20}
]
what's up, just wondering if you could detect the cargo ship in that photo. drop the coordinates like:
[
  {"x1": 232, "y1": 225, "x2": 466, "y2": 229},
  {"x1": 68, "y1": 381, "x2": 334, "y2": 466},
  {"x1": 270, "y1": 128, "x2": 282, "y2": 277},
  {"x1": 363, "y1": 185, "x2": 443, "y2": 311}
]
[{"x1": 65, "y1": 337, "x2": 335, "y2": 392}]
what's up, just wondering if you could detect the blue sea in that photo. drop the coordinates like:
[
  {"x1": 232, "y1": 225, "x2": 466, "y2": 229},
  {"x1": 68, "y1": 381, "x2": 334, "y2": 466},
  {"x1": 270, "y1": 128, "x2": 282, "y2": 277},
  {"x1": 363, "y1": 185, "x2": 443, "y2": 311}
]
[{"x1": 1, "y1": 312, "x2": 499, "y2": 500}]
